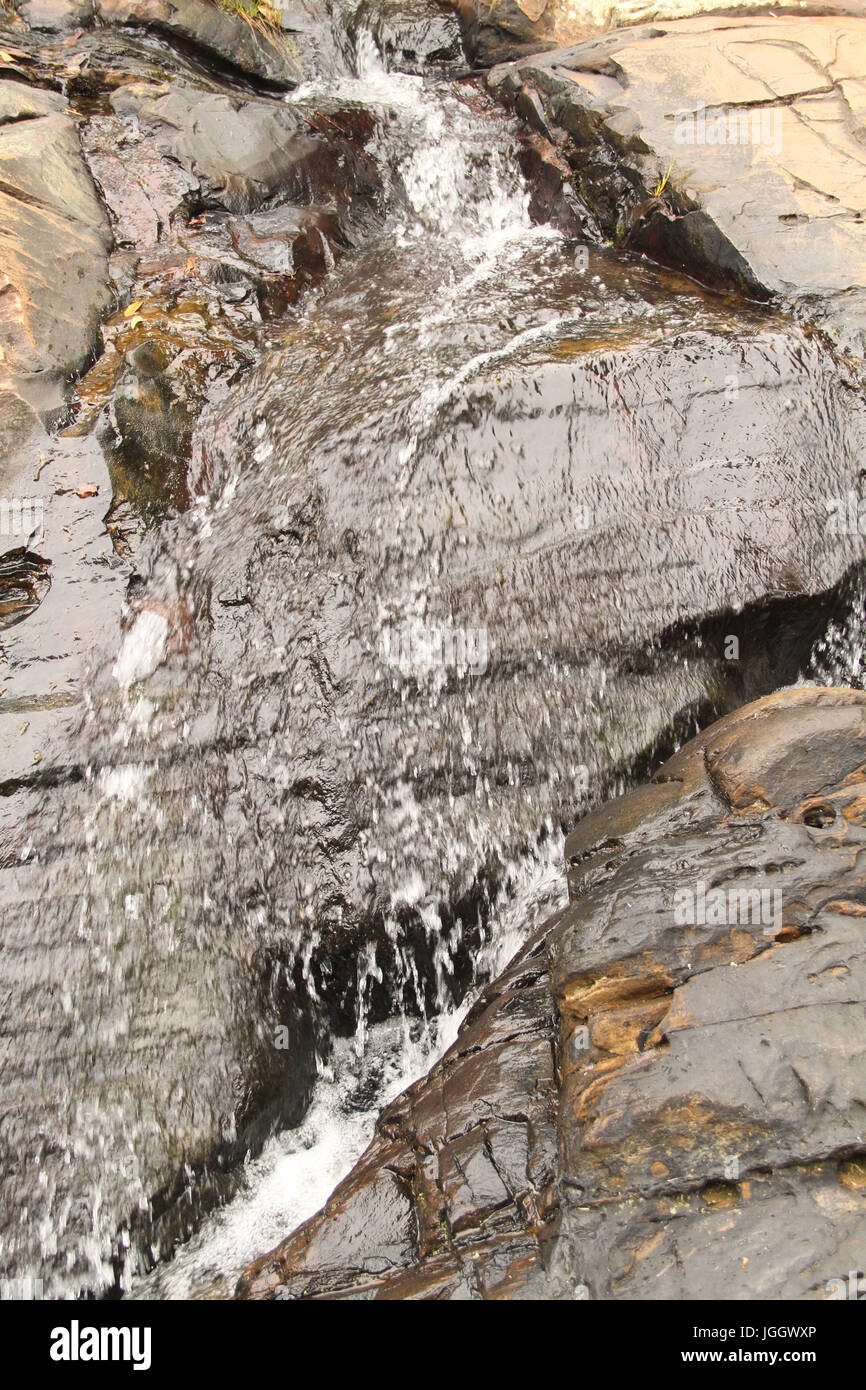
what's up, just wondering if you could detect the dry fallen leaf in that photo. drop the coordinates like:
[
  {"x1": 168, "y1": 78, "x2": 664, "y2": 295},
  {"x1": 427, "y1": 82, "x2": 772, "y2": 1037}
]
[
  {"x1": 76, "y1": 485, "x2": 99, "y2": 498},
  {"x1": 33, "y1": 752, "x2": 42, "y2": 765},
  {"x1": 123, "y1": 299, "x2": 144, "y2": 318}
]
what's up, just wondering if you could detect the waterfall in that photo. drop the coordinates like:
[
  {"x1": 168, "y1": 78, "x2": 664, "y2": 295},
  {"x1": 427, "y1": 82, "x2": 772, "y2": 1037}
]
[{"x1": 5, "y1": 0, "x2": 861, "y2": 1301}]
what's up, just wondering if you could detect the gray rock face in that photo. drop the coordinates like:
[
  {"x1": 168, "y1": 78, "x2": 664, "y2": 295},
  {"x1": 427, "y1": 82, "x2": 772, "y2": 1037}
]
[
  {"x1": 3, "y1": 180, "x2": 864, "y2": 1293},
  {"x1": 0, "y1": 79, "x2": 112, "y2": 395},
  {"x1": 109, "y1": 81, "x2": 367, "y2": 213},
  {"x1": 239, "y1": 685, "x2": 866, "y2": 1299},
  {"x1": 0, "y1": 17, "x2": 393, "y2": 1298},
  {"x1": 12, "y1": 0, "x2": 343, "y2": 81},
  {"x1": 3, "y1": 0, "x2": 866, "y2": 1305},
  {"x1": 488, "y1": 15, "x2": 866, "y2": 350}
]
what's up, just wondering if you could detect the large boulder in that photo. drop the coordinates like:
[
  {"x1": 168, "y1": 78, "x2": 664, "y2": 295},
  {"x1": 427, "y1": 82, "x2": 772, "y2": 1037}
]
[
  {"x1": 93, "y1": 0, "x2": 335, "y2": 86},
  {"x1": 108, "y1": 81, "x2": 379, "y2": 213},
  {"x1": 239, "y1": 685, "x2": 866, "y2": 1299},
  {"x1": 2, "y1": 1, "x2": 865, "y2": 1301},
  {"x1": 489, "y1": 14, "x2": 866, "y2": 351},
  {"x1": 10, "y1": 0, "x2": 343, "y2": 82}
]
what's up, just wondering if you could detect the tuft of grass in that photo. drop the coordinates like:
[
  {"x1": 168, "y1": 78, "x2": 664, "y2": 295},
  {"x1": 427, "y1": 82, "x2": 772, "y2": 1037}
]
[
  {"x1": 651, "y1": 160, "x2": 674, "y2": 198},
  {"x1": 218, "y1": 0, "x2": 284, "y2": 41},
  {"x1": 216, "y1": 0, "x2": 308, "y2": 78}
]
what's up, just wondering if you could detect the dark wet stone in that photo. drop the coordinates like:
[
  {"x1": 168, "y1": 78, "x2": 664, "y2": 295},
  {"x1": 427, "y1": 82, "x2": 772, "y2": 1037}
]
[
  {"x1": 345, "y1": 0, "x2": 465, "y2": 74},
  {"x1": 238, "y1": 685, "x2": 866, "y2": 1299},
  {"x1": 0, "y1": 546, "x2": 51, "y2": 627},
  {"x1": 239, "y1": 918, "x2": 561, "y2": 1298},
  {"x1": 99, "y1": 337, "x2": 196, "y2": 514},
  {"x1": 451, "y1": 0, "x2": 557, "y2": 67}
]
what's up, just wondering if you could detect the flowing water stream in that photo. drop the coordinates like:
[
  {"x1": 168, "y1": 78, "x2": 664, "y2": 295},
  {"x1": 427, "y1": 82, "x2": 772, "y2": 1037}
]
[
  {"x1": 129, "y1": 22, "x2": 583, "y2": 1298},
  {"x1": 3, "y1": 0, "x2": 865, "y2": 1300}
]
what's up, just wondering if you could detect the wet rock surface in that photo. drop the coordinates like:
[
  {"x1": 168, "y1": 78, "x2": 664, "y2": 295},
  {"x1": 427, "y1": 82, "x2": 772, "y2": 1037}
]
[
  {"x1": 14, "y1": 0, "x2": 337, "y2": 83},
  {"x1": 0, "y1": 2, "x2": 388, "y2": 1293},
  {"x1": 239, "y1": 685, "x2": 866, "y2": 1299},
  {"x1": 344, "y1": 0, "x2": 464, "y2": 73},
  {"x1": 240, "y1": 916, "x2": 562, "y2": 1297},
  {"x1": 1, "y1": 0, "x2": 865, "y2": 1301},
  {"x1": 452, "y1": 0, "x2": 558, "y2": 67},
  {"x1": 489, "y1": 14, "x2": 866, "y2": 350},
  {"x1": 0, "y1": 6, "x2": 383, "y2": 743}
]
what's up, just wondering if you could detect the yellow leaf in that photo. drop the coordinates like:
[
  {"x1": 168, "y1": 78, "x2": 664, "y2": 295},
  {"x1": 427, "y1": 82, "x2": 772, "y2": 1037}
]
[
  {"x1": 123, "y1": 299, "x2": 144, "y2": 318},
  {"x1": 127, "y1": 315, "x2": 145, "y2": 330}
]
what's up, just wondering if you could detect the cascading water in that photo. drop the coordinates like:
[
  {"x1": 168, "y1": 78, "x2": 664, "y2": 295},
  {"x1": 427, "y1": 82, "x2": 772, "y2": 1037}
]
[
  {"x1": 132, "y1": 832, "x2": 566, "y2": 1299},
  {"x1": 127, "y1": 20, "x2": 577, "y2": 1300},
  {"x1": 4, "y1": 0, "x2": 865, "y2": 1303}
]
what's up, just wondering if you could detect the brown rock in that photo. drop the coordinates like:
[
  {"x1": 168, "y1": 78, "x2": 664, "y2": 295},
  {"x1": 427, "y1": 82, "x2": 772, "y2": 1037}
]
[
  {"x1": 0, "y1": 79, "x2": 112, "y2": 393},
  {"x1": 238, "y1": 686, "x2": 866, "y2": 1299}
]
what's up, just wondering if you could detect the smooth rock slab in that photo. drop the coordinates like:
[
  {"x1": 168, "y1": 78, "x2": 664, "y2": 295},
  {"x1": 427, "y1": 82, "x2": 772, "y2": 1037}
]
[
  {"x1": 452, "y1": 0, "x2": 866, "y2": 66},
  {"x1": 0, "y1": 80, "x2": 112, "y2": 393},
  {"x1": 238, "y1": 686, "x2": 866, "y2": 1299},
  {"x1": 489, "y1": 15, "x2": 866, "y2": 350}
]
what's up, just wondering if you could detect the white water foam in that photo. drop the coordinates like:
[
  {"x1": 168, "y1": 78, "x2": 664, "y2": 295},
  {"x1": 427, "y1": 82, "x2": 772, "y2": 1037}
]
[
  {"x1": 130, "y1": 833, "x2": 567, "y2": 1299},
  {"x1": 112, "y1": 610, "x2": 169, "y2": 691},
  {"x1": 288, "y1": 28, "x2": 535, "y2": 255},
  {"x1": 810, "y1": 583, "x2": 866, "y2": 688}
]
